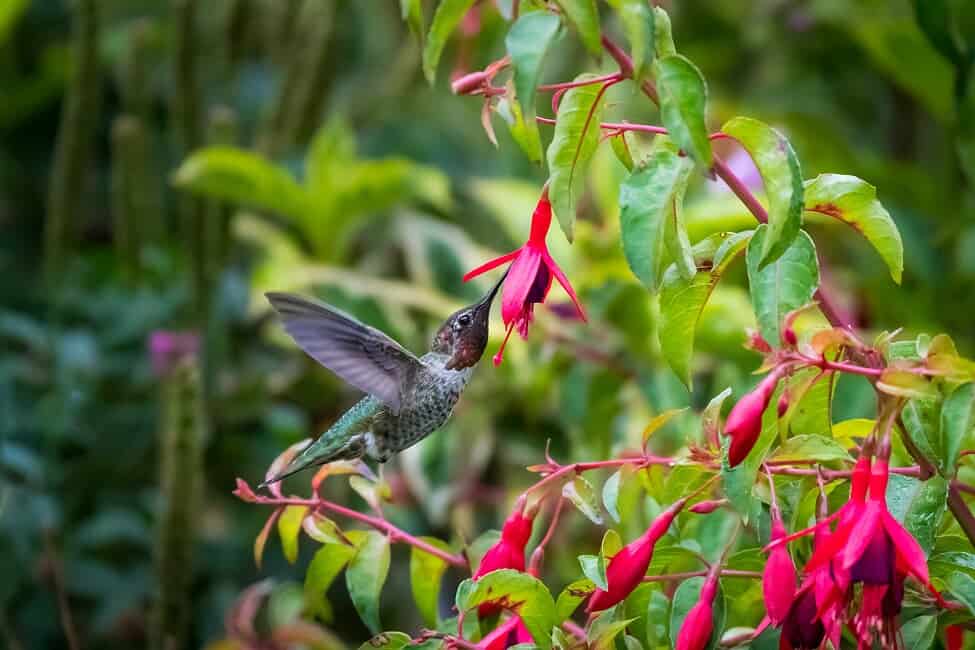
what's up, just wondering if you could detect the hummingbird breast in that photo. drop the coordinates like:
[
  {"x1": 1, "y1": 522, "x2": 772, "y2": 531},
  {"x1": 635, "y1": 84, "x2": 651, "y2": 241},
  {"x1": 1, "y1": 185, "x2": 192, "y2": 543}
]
[{"x1": 374, "y1": 352, "x2": 473, "y2": 458}]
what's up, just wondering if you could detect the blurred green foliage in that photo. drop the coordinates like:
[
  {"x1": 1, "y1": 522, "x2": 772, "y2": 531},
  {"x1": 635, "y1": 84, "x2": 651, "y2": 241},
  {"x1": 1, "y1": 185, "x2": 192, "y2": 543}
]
[{"x1": 0, "y1": 0, "x2": 973, "y2": 648}]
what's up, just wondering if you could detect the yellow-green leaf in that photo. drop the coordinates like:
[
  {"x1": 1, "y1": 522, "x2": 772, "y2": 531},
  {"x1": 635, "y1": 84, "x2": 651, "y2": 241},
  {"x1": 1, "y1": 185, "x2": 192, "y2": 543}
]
[
  {"x1": 277, "y1": 505, "x2": 307, "y2": 564},
  {"x1": 803, "y1": 174, "x2": 903, "y2": 283},
  {"x1": 456, "y1": 570, "x2": 557, "y2": 649},
  {"x1": 305, "y1": 542, "x2": 356, "y2": 621},
  {"x1": 554, "y1": 0, "x2": 601, "y2": 56},
  {"x1": 410, "y1": 537, "x2": 451, "y2": 627},
  {"x1": 346, "y1": 531, "x2": 391, "y2": 633}
]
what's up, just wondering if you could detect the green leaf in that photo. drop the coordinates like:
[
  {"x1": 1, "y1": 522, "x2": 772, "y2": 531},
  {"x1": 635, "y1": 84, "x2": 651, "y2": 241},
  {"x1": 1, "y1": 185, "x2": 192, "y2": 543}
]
[
  {"x1": 645, "y1": 586, "x2": 670, "y2": 647},
  {"x1": 641, "y1": 408, "x2": 688, "y2": 446},
  {"x1": 410, "y1": 537, "x2": 451, "y2": 627},
  {"x1": 659, "y1": 231, "x2": 752, "y2": 387},
  {"x1": 913, "y1": 0, "x2": 964, "y2": 65},
  {"x1": 254, "y1": 508, "x2": 281, "y2": 569},
  {"x1": 277, "y1": 505, "x2": 307, "y2": 564},
  {"x1": 591, "y1": 617, "x2": 637, "y2": 650},
  {"x1": 497, "y1": 93, "x2": 545, "y2": 165},
  {"x1": 770, "y1": 435, "x2": 851, "y2": 463},
  {"x1": 746, "y1": 226, "x2": 819, "y2": 348},
  {"x1": 886, "y1": 474, "x2": 948, "y2": 554},
  {"x1": 547, "y1": 75, "x2": 607, "y2": 241},
  {"x1": 563, "y1": 476, "x2": 604, "y2": 524},
  {"x1": 456, "y1": 570, "x2": 557, "y2": 649},
  {"x1": 618, "y1": 147, "x2": 694, "y2": 291},
  {"x1": 506, "y1": 12, "x2": 562, "y2": 166},
  {"x1": 305, "y1": 542, "x2": 356, "y2": 621},
  {"x1": 400, "y1": 0, "x2": 425, "y2": 46},
  {"x1": 655, "y1": 55, "x2": 712, "y2": 168},
  {"x1": 941, "y1": 383, "x2": 975, "y2": 476},
  {"x1": 346, "y1": 530, "x2": 392, "y2": 633},
  {"x1": 652, "y1": 7, "x2": 676, "y2": 57},
  {"x1": 803, "y1": 174, "x2": 904, "y2": 283},
  {"x1": 579, "y1": 554, "x2": 608, "y2": 590},
  {"x1": 306, "y1": 116, "x2": 357, "y2": 191},
  {"x1": 613, "y1": 0, "x2": 655, "y2": 82},
  {"x1": 949, "y1": 571, "x2": 975, "y2": 614},
  {"x1": 173, "y1": 146, "x2": 310, "y2": 220},
  {"x1": 0, "y1": 0, "x2": 28, "y2": 44},
  {"x1": 722, "y1": 117, "x2": 804, "y2": 267},
  {"x1": 876, "y1": 368, "x2": 937, "y2": 400},
  {"x1": 303, "y1": 513, "x2": 344, "y2": 545},
  {"x1": 899, "y1": 615, "x2": 938, "y2": 650},
  {"x1": 360, "y1": 631, "x2": 414, "y2": 650},
  {"x1": 555, "y1": 578, "x2": 595, "y2": 621},
  {"x1": 603, "y1": 469, "x2": 623, "y2": 523},
  {"x1": 669, "y1": 577, "x2": 725, "y2": 650},
  {"x1": 554, "y1": 0, "x2": 601, "y2": 56},
  {"x1": 422, "y1": 0, "x2": 477, "y2": 83}
]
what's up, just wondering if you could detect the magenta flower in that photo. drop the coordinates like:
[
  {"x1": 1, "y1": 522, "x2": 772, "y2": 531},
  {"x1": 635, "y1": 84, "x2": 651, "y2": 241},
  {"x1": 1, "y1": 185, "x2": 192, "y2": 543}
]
[
  {"x1": 464, "y1": 189, "x2": 586, "y2": 365},
  {"x1": 779, "y1": 585, "x2": 825, "y2": 650},
  {"x1": 474, "y1": 501, "x2": 535, "y2": 617},
  {"x1": 762, "y1": 511, "x2": 796, "y2": 625},
  {"x1": 724, "y1": 370, "x2": 782, "y2": 467},
  {"x1": 675, "y1": 567, "x2": 719, "y2": 650},
  {"x1": 587, "y1": 498, "x2": 686, "y2": 612},
  {"x1": 148, "y1": 330, "x2": 199, "y2": 376}
]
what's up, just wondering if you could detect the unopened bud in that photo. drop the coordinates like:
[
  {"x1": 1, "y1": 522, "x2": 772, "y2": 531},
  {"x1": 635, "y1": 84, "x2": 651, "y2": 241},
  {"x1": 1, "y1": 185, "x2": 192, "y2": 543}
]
[
  {"x1": 777, "y1": 392, "x2": 789, "y2": 418},
  {"x1": 689, "y1": 499, "x2": 727, "y2": 514},
  {"x1": 451, "y1": 70, "x2": 489, "y2": 95},
  {"x1": 724, "y1": 371, "x2": 782, "y2": 467},
  {"x1": 783, "y1": 326, "x2": 798, "y2": 346}
]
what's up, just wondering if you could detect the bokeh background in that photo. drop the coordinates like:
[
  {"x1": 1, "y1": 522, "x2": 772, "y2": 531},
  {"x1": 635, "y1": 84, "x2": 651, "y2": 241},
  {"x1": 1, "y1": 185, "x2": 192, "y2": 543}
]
[{"x1": 1, "y1": 0, "x2": 972, "y2": 648}]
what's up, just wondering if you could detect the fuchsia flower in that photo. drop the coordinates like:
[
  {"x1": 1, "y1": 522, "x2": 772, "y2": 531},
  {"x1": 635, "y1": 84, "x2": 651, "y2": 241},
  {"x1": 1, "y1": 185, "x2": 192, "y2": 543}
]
[
  {"x1": 587, "y1": 498, "x2": 687, "y2": 612},
  {"x1": 946, "y1": 625, "x2": 965, "y2": 650},
  {"x1": 464, "y1": 189, "x2": 586, "y2": 365},
  {"x1": 477, "y1": 615, "x2": 532, "y2": 650},
  {"x1": 474, "y1": 499, "x2": 535, "y2": 617},
  {"x1": 762, "y1": 499, "x2": 796, "y2": 625},
  {"x1": 675, "y1": 565, "x2": 719, "y2": 650},
  {"x1": 779, "y1": 585, "x2": 825, "y2": 650},
  {"x1": 724, "y1": 370, "x2": 783, "y2": 467},
  {"x1": 474, "y1": 503, "x2": 534, "y2": 578}
]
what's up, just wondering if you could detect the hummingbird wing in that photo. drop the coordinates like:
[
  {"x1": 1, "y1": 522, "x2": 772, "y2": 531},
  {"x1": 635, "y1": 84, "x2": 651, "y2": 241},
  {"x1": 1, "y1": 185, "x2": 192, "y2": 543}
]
[{"x1": 266, "y1": 292, "x2": 425, "y2": 415}]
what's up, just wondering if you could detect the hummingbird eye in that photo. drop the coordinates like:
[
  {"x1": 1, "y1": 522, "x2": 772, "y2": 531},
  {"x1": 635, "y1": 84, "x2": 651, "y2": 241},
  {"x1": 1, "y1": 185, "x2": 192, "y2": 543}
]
[{"x1": 456, "y1": 312, "x2": 472, "y2": 328}]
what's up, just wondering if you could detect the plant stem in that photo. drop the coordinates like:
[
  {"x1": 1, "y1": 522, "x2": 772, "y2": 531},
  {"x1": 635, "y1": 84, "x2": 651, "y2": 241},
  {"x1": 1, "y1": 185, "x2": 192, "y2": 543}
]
[
  {"x1": 249, "y1": 493, "x2": 468, "y2": 568},
  {"x1": 529, "y1": 496, "x2": 565, "y2": 574},
  {"x1": 538, "y1": 72, "x2": 623, "y2": 91},
  {"x1": 949, "y1": 485, "x2": 975, "y2": 548},
  {"x1": 525, "y1": 455, "x2": 675, "y2": 496},
  {"x1": 44, "y1": 0, "x2": 101, "y2": 283}
]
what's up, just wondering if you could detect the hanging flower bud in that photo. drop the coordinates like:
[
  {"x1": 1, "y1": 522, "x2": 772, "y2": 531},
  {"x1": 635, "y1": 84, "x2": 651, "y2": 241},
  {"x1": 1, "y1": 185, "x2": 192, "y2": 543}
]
[
  {"x1": 475, "y1": 500, "x2": 534, "y2": 578},
  {"x1": 724, "y1": 370, "x2": 782, "y2": 467},
  {"x1": 451, "y1": 70, "x2": 489, "y2": 95},
  {"x1": 763, "y1": 515, "x2": 797, "y2": 625},
  {"x1": 689, "y1": 499, "x2": 727, "y2": 514},
  {"x1": 779, "y1": 586, "x2": 825, "y2": 650},
  {"x1": 587, "y1": 497, "x2": 687, "y2": 612},
  {"x1": 777, "y1": 392, "x2": 789, "y2": 418},
  {"x1": 675, "y1": 569, "x2": 719, "y2": 650},
  {"x1": 946, "y1": 625, "x2": 964, "y2": 650}
]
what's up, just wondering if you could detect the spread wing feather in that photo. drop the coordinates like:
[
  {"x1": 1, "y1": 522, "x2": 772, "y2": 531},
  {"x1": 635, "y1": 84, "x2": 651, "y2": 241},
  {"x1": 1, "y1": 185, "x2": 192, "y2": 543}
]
[{"x1": 266, "y1": 292, "x2": 425, "y2": 414}]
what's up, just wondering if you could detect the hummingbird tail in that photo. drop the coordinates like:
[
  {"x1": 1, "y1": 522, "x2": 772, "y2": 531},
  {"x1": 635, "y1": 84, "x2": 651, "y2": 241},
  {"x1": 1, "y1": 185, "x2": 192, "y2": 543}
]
[{"x1": 258, "y1": 433, "x2": 368, "y2": 488}]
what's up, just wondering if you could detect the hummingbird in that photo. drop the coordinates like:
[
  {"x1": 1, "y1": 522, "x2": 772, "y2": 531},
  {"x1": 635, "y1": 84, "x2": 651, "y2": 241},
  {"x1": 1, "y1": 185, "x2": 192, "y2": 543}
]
[{"x1": 261, "y1": 273, "x2": 504, "y2": 485}]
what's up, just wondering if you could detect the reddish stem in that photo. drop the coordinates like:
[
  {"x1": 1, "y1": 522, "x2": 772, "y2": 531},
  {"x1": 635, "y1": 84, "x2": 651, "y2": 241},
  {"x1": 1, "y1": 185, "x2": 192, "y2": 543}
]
[
  {"x1": 529, "y1": 496, "x2": 565, "y2": 574},
  {"x1": 249, "y1": 493, "x2": 468, "y2": 568},
  {"x1": 538, "y1": 72, "x2": 623, "y2": 91},
  {"x1": 642, "y1": 569, "x2": 762, "y2": 583}
]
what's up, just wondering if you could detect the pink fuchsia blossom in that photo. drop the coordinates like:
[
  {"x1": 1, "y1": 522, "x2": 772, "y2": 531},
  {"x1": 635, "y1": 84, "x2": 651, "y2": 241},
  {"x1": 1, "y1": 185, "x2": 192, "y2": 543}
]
[
  {"x1": 724, "y1": 370, "x2": 782, "y2": 467},
  {"x1": 474, "y1": 500, "x2": 535, "y2": 617},
  {"x1": 587, "y1": 498, "x2": 687, "y2": 612},
  {"x1": 675, "y1": 566, "x2": 719, "y2": 650},
  {"x1": 778, "y1": 584, "x2": 825, "y2": 650},
  {"x1": 463, "y1": 189, "x2": 586, "y2": 365},
  {"x1": 762, "y1": 503, "x2": 796, "y2": 625}
]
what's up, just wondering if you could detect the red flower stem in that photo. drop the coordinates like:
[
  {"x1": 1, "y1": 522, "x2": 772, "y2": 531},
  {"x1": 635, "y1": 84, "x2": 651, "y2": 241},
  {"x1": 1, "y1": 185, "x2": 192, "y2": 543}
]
[
  {"x1": 248, "y1": 494, "x2": 468, "y2": 568},
  {"x1": 600, "y1": 33, "x2": 848, "y2": 330},
  {"x1": 764, "y1": 465, "x2": 922, "y2": 480},
  {"x1": 953, "y1": 481, "x2": 975, "y2": 496},
  {"x1": 529, "y1": 496, "x2": 565, "y2": 574},
  {"x1": 525, "y1": 455, "x2": 676, "y2": 496},
  {"x1": 642, "y1": 569, "x2": 762, "y2": 583},
  {"x1": 538, "y1": 72, "x2": 623, "y2": 91}
]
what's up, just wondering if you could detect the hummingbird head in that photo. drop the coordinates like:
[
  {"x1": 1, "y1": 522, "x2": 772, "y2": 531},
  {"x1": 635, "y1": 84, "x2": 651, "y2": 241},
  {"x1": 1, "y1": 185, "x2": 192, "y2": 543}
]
[{"x1": 434, "y1": 272, "x2": 506, "y2": 370}]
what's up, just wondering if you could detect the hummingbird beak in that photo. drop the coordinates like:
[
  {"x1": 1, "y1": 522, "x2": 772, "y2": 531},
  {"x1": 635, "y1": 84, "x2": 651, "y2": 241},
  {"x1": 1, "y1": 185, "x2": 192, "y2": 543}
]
[{"x1": 475, "y1": 269, "x2": 508, "y2": 313}]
